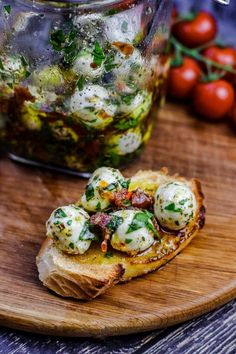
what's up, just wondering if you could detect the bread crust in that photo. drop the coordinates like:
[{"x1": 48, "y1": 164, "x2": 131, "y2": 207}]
[{"x1": 36, "y1": 168, "x2": 205, "y2": 300}]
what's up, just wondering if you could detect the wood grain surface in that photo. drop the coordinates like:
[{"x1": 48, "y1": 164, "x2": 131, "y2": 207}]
[{"x1": 0, "y1": 102, "x2": 236, "y2": 337}]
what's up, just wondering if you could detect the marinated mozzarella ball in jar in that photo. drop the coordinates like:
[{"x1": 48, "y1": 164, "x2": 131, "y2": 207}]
[
  {"x1": 46, "y1": 205, "x2": 94, "y2": 254},
  {"x1": 154, "y1": 181, "x2": 197, "y2": 231},
  {"x1": 0, "y1": 55, "x2": 28, "y2": 83},
  {"x1": 20, "y1": 102, "x2": 45, "y2": 131},
  {"x1": 117, "y1": 90, "x2": 152, "y2": 120},
  {"x1": 105, "y1": 127, "x2": 142, "y2": 156},
  {"x1": 31, "y1": 65, "x2": 65, "y2": 91},
  {"x1": 72, "y1": 50, "x2": 104, "y2": 80},
  {"x1": 81, "y1": 167, "x2": 127, "y2": 212},
  {"x1": 73, "y1": 13, "x2": 104, "y2": 44},
  {"x1": 104, "y1": 9, "x2": 143, "y2": 44},
  {"x1": 112, "y1": 47, "x2": 144, "y2": 79},
  {"x1": 28, "y1": 85, "x2": 58, "y2": 106},
  {"x1": 110, "y1": 210, "x2": 156, "y2": 254},
  {"x1": 70, "y1": 85, "x2": 116, "y2": 130}
]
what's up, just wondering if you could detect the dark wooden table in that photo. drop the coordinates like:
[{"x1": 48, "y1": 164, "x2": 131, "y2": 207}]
[{"x1": 0, "y1": 301, "x2": 235, "y2": 353}]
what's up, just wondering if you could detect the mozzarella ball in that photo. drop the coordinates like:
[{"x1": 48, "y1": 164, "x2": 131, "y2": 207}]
[
  {"x1": 0, "y1": 55, "x2": 27, "y2": 82},
  {"x1": 70, "y1": 85, "x2": 116, "y2": 130},
  {"x1": 104, "y1": 9, "x2": 142, "y2": 44},
  {"x1": 106, "y1": 127, "x2": 142, "y2": 156},
  {"x1": 73, "y1": 13, "x2": 104, "y2": 44},
  {"x1": 110, "y1": 210, "x2": 155, "y2": 253},
  {"x1": 20, "y1": 102, "x2": 44, "y2": 130},
  {"x1": 81, "y1": 167, "x2": 126, "y2": 212},
  {"x1": 31, "y1": 66, "x2": 64, "y2": 91},
  {"x1": 46, "y1": 205, "x2": 94, "y2": 254},
  {"x1": 112, "y1": 48, "x2": 143, "y2": 78},
  {"x1": 28, "y1": 85, "x2": 58, "y2": 106},
  {"x1": 72, "y1": 51, "x2": 104, "y2": 80},
  {"x1": 117, "y1": 91, "x2": 153, "y2": 120},
  {"x1": 154, "y1": 181, "x2": 197, "y2": 231}
]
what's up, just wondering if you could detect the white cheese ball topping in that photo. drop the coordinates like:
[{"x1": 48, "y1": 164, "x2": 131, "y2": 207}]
[
  {"x1": 70, "y1": 85, "x2": 116, "y2": 129},
  {"x1": 72, "y1": 51, "x2": 104, "y2": 80},
  {"x1": 110, "y1": 210, "x2": 155, "y2": 253},
  {"x1": 154, "y1": 181, "x2": 197, "y2": 231},
  {"x1": 46, "y1": 205, "x2": 94, "y2": 255},
  {"x1": 106, "y1": 127, "x2": 142, "y2": 156},
  {"x1": 81, "y1": 167, "x2": 126, "y2": 212}
]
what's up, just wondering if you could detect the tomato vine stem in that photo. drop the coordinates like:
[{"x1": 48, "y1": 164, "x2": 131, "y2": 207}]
[{"x1": 170, "y1": 36, "x2": 236, "y2": 75}]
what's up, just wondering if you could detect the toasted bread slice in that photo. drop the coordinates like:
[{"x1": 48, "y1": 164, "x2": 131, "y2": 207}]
[{"x1": 36, "y1": 168, "x2": 205, "y2": 300}]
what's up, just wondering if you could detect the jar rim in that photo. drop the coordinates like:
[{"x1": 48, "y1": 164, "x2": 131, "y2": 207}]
[{"x1": 20, "y1": 0, "x2": 137, "y2": 11}]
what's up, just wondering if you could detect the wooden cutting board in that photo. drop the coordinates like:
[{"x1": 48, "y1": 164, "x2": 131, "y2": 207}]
[{"x1": 0, "y1": 103, "x2": 235, "y2": 337}]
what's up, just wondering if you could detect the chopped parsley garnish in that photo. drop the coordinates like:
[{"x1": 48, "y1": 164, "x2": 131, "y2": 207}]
[
  {"x1": 50, "y1": 29, "x2": 66, "y2": 51},
  {"x1": 126, "y1": 211, "x2": 158, "y2": 237},
  {"x1": 76, "y1": 75, "x2": 85, "y2": 91},
  {"x1": 105, "y1": 251, "x2": 113, "y2": 258},
  {"x1": 0, "y1": 59, "x2": 4, "y2": 71},
  {"x1": 120, "y1": 91, "x2": 138, "y2": 105},
  {"x1": 85, "y1": 184, "x2": 95, "y2": 201},
  {"x1": 4, "y1": 5, "x2": 11, "y2": 14},
  {"x1": 72, "y1": 205, "x2": 82, "y2": 210},
  {"x1": 179, "y1": 198, "x2": 188, "y2": 205},
  {"x1": 96, "y1": 201, "x2": 101, "y2": 211},
  {"x1": 114, "y1": 118, "x2": 139, "y2": 130},
  {"x1": 106, "y1": 215, "x2": 123, "y2": 233},
  {"x1": 104, "y1": 182, "x2": 117, "y2": 191},
  {"x1": 24, "y1": 70, "x2": 31, "y2": 79},
  {"x1": 7, "y1": 82, "x2": 13, "y2": 89},
  {"x1": 104, "y1": 55, "x2": 116, "y2": 72},
  {"x1": 67, "y1": 220, "x2": 72, "y2": 226},
  {"x1": 164, "y1": 203, "x2": 182, "y2": 213},
  {"x1": 125, "y1": 238, "x2": 133, "y2": 244},
  {"x1": 92, "y1": 41, "x2": 106, "y2": 67},
  {"x1": 69, "y1": 242, "x2": 74, "y2": 249},
  {"x1": 79, "y1": 222, "x2": 95, "y2": 241},
  {"x1": 122, "y1": 199, "x2": 131, "y2": 207},
  {"x1": 121, "y1": 179, "x2": 131, "y2": 189},
  {"x1": 105, "y1": 8, "x2": 119, "y2": 16},
  {"x1": 20, "y1": 55, "x2": 28, "y2": 67},
  {"x1": 50, "y1": 27, "x2": 78, "y2": 66},
  {"x1": 54, "y1": 208, "x2": 67, "y2": 218}
]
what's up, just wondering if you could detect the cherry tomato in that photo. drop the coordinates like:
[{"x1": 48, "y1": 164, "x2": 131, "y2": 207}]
[
  {"x1": 192, "y1": 80, "x2": 235, "y2": 120},
  {"x1": 172, "y1": 11, "x2": 217, "y2": 48},
  {"x1": 202, "y1": 45, "x2": 236, "y2": 67},
  {"x1": 202, "y1": 45, "x2": 236, "y2": 85},
  {"x1": 167, "y1": 57, "x2": 202, "y2": 100}
]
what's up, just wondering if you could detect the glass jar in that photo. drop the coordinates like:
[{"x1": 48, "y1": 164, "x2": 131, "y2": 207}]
[{"x1": 0, "y1": 0, "x2": 172, "y2": 175}]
